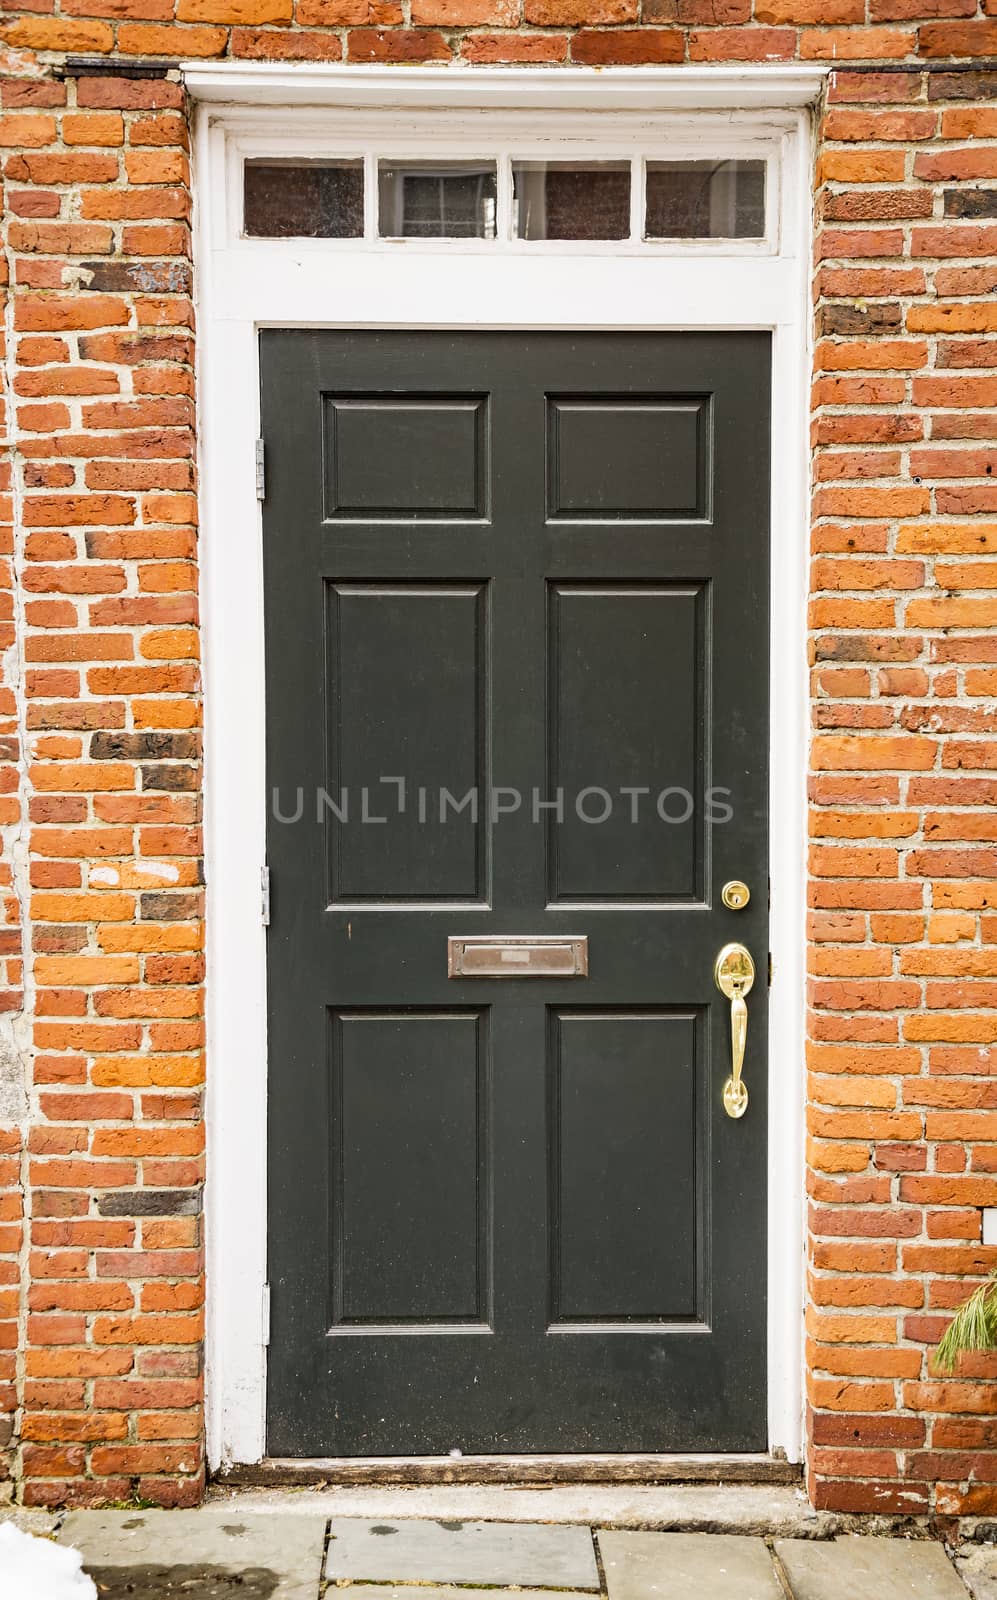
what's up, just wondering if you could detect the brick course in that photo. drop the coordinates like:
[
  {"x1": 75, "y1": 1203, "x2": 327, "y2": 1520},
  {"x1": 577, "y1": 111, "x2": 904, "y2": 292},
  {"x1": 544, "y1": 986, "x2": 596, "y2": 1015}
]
[{"x1": 2, "y1": 0, "x2": 997, "y2": 1521}]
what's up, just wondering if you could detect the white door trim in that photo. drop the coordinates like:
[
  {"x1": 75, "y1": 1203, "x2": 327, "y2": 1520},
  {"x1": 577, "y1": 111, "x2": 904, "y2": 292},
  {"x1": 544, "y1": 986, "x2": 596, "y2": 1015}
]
[{"x1": 188, "y1": 66, "x2": 822, "y2": 1471}]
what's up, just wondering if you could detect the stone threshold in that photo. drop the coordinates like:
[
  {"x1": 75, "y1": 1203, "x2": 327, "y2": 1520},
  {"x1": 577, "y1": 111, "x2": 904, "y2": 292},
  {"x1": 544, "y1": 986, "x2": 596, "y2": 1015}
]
[
  {"x1": 218, "y1": 1453, "x2": 802, "y2": 1489},
  {"x1": 205, "y1": 1482, "x2": 836, "y2": 1538}
]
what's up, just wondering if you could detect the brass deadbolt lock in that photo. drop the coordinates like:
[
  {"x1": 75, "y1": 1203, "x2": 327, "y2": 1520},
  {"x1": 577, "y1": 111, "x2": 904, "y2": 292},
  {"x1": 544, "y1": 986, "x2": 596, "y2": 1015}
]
[{"x1": 722, "y1": 879, "x2": 751, "y2": 911}]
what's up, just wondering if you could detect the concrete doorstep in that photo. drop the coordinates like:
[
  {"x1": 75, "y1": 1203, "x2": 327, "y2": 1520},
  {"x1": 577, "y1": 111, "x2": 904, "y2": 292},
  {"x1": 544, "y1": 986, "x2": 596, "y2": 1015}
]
[{"x1": 1, "y1": 1506, "x2": 992, "y2": 1600}]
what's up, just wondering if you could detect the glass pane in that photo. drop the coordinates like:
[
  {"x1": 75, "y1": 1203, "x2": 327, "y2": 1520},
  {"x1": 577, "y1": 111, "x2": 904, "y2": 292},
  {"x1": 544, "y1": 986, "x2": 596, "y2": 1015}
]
[
  {"x1": 244, "y1": 160, "x2": 364, "y2": 239},
  {"x1": 512, "y1": 161, "x2": 630, "y2": 241},
  {"x1": 378, "y1": 163, "x2": 497, "y2": 239},
  {"x1": 645, "y1": 160, "x2": 765, "y2": 240}
]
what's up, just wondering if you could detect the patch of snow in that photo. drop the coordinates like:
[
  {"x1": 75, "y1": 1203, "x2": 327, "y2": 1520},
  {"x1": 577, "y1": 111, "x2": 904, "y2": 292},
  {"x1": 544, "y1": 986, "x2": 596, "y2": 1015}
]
[{"x1": 0, "y1": 1523, "x2": 97, "y2": 1600}]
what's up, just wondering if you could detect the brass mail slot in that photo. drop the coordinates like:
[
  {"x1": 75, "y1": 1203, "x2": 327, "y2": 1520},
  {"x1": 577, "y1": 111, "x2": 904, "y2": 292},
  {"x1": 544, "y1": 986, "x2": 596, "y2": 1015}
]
[{"x1": 448, "y1": 935, "x2": 588, "y2": 978}]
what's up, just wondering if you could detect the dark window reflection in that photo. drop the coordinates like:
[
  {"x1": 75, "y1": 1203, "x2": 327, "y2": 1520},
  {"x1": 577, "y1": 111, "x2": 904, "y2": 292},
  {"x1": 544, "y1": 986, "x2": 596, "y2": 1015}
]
[
  {"x1": 378, "y1": 164, "x2": 497, "y2": 239},
  {"x1": 512, "y1": 162, "x2": 631, "y2": 241},
  {"x1": 645, "y1": 161, "x2": 765, "y2": 240},
  {"x1": 244, "y1": 161, "x2": 364, "y2": 239}
]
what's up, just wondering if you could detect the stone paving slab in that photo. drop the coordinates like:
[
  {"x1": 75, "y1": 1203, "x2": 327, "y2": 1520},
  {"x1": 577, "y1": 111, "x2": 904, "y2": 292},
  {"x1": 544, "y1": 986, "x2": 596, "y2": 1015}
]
[
  {"x1": 345, "y1": 1587, "x2": 599, "y2": 1600},
  {"x1": 775, "y1": 1536, "x2": 967, "y2": 1600},
  {"x1": 0, "y1": 1507, "x2": 59, "y2": 1536},
  {"x1": 324, "y1": 1517, "x2": 600, "y2": 1587},
  {"x1": 59, "y1": 1508, "x2": 327, "y2": 1600},
  {"x1": 954, "y1": 1545, "x2": 997, "y2": 1600},
  {"x1": 598, "y1": 1531, "x2": 783, "y2": 1600}
]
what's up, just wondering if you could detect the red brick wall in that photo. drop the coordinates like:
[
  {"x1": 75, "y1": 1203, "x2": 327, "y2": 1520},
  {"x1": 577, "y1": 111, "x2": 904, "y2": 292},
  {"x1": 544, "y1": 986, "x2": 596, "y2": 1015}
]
[
  {"x1": 809, "y1": 69, "x2": 997, "y2": 1520},
  {"x1": 0, "y1": 245, "x2": 24, "y2": 1484},
  {"x1": 1, "y1": 67, "x2": 204, "y2": 1508},
  {"x1": 2, "y1": 3, "x2": 997, "y2": 1517}
]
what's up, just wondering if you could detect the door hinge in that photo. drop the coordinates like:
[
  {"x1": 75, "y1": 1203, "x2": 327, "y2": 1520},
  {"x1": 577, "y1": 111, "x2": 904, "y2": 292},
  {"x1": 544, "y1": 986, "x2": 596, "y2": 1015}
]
[
  {"x1": 768, "y1": 952, "x2": 773, "y2": 987},
  {"x1": 262, "y1": 1283, "x2": 271, "y2": 1347},
  {"x1": 255, "y1": 437, "x2": 266, "y2": 501},
  {"x1": 261, "y1": 864, "x2": 271, "y2": 927}
]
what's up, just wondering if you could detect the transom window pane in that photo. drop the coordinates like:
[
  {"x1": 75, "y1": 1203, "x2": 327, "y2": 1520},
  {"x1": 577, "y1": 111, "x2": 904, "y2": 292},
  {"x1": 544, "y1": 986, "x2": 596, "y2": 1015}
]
[
  {"x1": 512, "y1": 161, "x2": 630, "y2": 241},
  {"x1": 244, "y1": 160, "x2": 363, "y2": 239},
  {"x1": 645, "y1": 160, "x2": 766, "y2": 240},
  {"x1": 378, "y1": 162, "x2": 497, "y2": 239}
]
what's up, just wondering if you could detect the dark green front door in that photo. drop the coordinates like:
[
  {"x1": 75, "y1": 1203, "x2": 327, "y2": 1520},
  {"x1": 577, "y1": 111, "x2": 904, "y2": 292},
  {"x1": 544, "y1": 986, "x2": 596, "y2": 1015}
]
[{"x1": 262, "y1": 330, "x2": 771, "y2": 1457}]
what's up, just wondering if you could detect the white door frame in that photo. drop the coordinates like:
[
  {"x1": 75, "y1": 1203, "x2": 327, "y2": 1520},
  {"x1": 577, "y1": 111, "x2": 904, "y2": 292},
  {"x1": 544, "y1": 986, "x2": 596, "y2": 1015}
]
[{"x1": 186, "y1": 63, "x2": 825, "y2": 1471}]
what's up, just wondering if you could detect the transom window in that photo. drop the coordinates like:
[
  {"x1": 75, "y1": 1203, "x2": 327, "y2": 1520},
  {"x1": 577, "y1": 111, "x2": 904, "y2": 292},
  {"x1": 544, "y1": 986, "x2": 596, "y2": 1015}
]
[{"x1": 242, "y1": 154, "x2": 770, "y2": 246}]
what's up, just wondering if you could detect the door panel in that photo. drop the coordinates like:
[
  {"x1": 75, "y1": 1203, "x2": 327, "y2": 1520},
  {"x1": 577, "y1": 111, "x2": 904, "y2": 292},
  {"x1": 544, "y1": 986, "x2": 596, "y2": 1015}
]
[
  {"x1": 549, "y1": 1009, "x2": 703, "y2": 1324},
  {"x1": 262, "y1": 330, "x2": 771, "y2": 1456},
  {"x1": 324, "y1": 395, "x2": 489, "y2": 520},
  {"x1": 326, "y1": 583, "x2": 488, "y2": 903},
  {"x1": 330, "y1": 1010, "x2": 489, "y2": 1327},
  {"x1": 548, "y1": 584, "x2": 703, "y2": 903},
  {"x1": 548, "y1": 397, "x2": 708, "y2": 520}
]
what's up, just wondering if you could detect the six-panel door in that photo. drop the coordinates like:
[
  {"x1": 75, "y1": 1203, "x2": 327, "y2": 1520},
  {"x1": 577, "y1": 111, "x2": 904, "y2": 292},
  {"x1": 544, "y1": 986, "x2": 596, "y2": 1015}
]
[{"x1": 262, "y1": 331, "x2": 771, "y2": 1455}]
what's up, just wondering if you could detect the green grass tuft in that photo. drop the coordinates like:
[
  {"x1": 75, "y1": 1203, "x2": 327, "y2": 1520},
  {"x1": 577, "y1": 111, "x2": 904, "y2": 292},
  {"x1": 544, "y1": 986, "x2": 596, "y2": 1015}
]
[{"x1": 936, "y1": 1271, "x2": 997, "y2": 1374}]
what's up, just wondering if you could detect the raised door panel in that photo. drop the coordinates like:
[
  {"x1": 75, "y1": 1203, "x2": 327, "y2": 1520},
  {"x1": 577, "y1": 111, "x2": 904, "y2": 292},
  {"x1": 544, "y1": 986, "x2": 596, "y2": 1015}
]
[
  {"x1": 548, "y1": 1010, "x2": 704, "y2": 1326},
  {"x1": 547, "y1": 584, "x2": 705, "y2": 905},
  {"x1": 325, "y1": 583, "x2": 488, "y2": 904},
  {"x1": 324, "y1": 395, "x2": 489, "y2": 521},
  {"x1": 547, "y1": 397, "x2": 710, "y2": 521},
  {"x1": 330, "y1": 1010, "x2": 490, "y2": 1327}
]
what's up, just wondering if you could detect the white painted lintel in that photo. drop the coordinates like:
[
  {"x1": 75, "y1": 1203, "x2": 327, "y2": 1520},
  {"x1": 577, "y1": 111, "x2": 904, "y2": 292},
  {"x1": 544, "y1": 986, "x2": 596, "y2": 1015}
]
[{"x1": 182, "y1": 61, "x2": 828, "y2": 113}]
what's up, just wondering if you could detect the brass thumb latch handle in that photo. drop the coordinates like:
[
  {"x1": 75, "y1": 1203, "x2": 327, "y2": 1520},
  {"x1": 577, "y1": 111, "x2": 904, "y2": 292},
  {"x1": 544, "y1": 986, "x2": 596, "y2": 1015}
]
[{"x1": 714, "y1": 942, "x2": 755, "y2": 1119}]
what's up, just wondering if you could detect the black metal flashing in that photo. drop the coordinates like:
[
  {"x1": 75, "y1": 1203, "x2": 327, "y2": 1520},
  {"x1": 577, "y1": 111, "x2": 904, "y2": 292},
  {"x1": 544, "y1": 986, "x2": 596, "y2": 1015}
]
[{"x1": 56, "y1": 55, "x2": 180, "y2": 79}]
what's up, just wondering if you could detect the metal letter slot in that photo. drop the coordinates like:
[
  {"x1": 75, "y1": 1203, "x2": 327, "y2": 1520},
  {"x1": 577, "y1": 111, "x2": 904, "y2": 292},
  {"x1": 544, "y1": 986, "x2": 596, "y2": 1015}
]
[
  {"x1": 448, "y1": 935, "x2": 588, "y2": 978},
  {"x1": 714, "y1": 941, "x2": 754, "y2": 1119}
]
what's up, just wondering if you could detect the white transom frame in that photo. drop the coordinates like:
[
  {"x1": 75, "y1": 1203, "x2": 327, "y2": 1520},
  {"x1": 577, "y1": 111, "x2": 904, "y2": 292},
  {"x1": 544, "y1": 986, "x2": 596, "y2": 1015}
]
[
  {"x1": 220, "y1": 107, "x2": 789, "y2": 255},
  {"x1": 189, "y1": 65, "x2": 822, "y2": 1472}
]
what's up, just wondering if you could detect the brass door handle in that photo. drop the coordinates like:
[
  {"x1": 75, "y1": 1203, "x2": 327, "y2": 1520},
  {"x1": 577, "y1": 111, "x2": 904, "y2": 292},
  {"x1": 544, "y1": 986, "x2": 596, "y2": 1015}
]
[{"x1": 714, "y1": 942, "x2": 755, "y2": 1119}]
